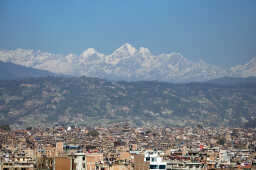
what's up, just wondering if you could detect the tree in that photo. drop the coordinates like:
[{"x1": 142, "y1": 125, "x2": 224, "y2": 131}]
[
  {"x1": 88, "y1": 129, "x2": 99, "y2": 137},
  {"x1": 217, "y1": 138, "x2": 225, "y2": 145},
  {"x1": 26, "y1": 127, "x2": 33, "y2": 131},
  {"x1": 0, "y1": 124, "x2": 11, "y2": 131}
]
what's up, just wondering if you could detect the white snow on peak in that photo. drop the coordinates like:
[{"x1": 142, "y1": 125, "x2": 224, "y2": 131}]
[
  {"x1": 81, "y1": 48, "x2": 104, "y2": 57},
  {"x1": 138, "y1": 47, "x2": 151, "y2": 55},
  {"x1": 113, "y1": 43, "x2": 137, "y2": 56},
  {"x1": 230, "y1": 56, "x2": 256, "y2": 77},
  {"x1": 248, "y1": 56, "x2": 256, "y2": 64},
  {"x1": 65, "y1": 54, "x2": 77, "y2": 63},
  {"x1": 0, "y1": 44, "x2": 255, "y2": 82}
]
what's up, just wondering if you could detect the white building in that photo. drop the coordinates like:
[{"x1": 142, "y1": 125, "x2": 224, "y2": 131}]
[
  {"x1": 73, "y1": 153, "x2": 86, "y2": 170},
  {"x1": 144, "y1": 151, "x2": 167, "y2": 170}
]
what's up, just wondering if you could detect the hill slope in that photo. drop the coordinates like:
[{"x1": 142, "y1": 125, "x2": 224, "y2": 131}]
[
  {"x1": 0, "y1": 61, "x2": 56, "y2": 80},
  {"x1": 206, "y1": 77, "x2": 256, "y2": 86},
  {"x1": 0, "y1": 77, "x2": 255, "y2": 128}
]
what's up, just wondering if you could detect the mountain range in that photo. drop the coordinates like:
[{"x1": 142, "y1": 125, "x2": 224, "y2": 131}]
[{"x1": 0, "y1": 43, "x2": 255, "y2": 82}]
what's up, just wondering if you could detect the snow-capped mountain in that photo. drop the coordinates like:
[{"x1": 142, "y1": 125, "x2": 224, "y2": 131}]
[
  {"x1": 0, "y1": 43, "x2": 255, "y2": 82},
  {"x1": 230, "y1": 57, "x2": 256, "y2": 77}
]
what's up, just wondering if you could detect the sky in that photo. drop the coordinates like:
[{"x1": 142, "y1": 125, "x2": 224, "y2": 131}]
[{"x1": 0, "y1": 0, "x2": 255, "y2": 68}]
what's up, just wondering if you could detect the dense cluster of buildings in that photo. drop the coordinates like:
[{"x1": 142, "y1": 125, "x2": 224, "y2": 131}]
[{"x1": 0, "y1": 123, "x2": 256, "y2": 170}]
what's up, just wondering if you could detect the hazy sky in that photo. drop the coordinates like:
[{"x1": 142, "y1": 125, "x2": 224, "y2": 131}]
[{"x1": 0, "y1": 0, "x2": 255, "y2": 67}]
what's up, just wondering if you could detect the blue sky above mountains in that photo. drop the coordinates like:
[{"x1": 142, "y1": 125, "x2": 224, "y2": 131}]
[{"x1": 0, "y1": 0, "x2": 255, "y2": 68}]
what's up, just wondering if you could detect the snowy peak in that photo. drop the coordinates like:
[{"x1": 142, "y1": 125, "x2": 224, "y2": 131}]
[
  {"x1": 138, "y1": 47, "x2": 151, "y2": 55},
  {"x1": 0, "y1": 44, "x2": 255, "y2": 82},
  {"x1": 81, "y1": 48, "x2": 97, "y2": 57},
  {"x1": 248, "y1": 56, "x2": 256, "y2": 65},
  {"x1": 81, "y1": 48, "x2": 104, "y2": 57},
  {"x1": 158, "y1": 52, "x2": 188, "y2": 66},
  {"x1": 112, "y1": 43, "x2": 137, "y2": 56},
  {"x1": 230, "y1": 56, "x2": 256, "y2": 77}
]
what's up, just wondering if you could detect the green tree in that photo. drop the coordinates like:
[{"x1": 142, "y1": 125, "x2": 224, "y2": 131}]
[
  {"x1": 88, "y1": 129, "x2": 99, "y2": 137},
  {"x1": 0, "y1": 124, "x2": 11, "y2": 131},
  {"x1": 217, "y1": 138, "x2": 225, "y2": 145}
]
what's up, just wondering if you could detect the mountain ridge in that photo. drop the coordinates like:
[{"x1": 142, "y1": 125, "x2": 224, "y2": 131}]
[
  {"x1": 0, "y1": 61, "x2": 57, "y2": 80},
  {"x1": 0, "y1": 76, "x2": 255, "y2": 129},
  {"x1": 0, "y1": 44, "x2": 255, "y2": 82}
]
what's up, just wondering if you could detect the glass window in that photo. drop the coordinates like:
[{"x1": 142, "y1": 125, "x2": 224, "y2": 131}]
[
  {"x1": 150, "y1": 165, "x2": 158, "y2": 169},
  {"x1": 159, "y1": 165, "x2": 166, "y2": 169}
]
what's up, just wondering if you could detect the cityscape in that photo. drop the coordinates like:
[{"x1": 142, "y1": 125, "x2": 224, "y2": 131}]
[
  {"x1": 0, "y1": 123, "x2": 256, "y2": 169},
  {"x1": 1, "y1": 0, "x2": 256, "y2": 169}
]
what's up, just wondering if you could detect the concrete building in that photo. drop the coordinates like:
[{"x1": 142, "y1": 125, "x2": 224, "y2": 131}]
[
  {"x1": 144, "y1": 151, "x2": 166, "y2": 170},
  {"x1": 54, "y1": 157, "x2": 72, "y2": 170},
  {"x1": 73, "y1": 153, "x2": 86, "y2": 170},
  {"x1": 85, "y1": 153, "x2": 103, "y2": 170}
]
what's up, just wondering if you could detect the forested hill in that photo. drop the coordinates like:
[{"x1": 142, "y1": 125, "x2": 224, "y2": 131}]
[
  {"x1": 0, "y1": 76, "x2": 256, "y2": 129},
  {"x1": 0, "y1": 61, "x2": 56, "y2": 80}
]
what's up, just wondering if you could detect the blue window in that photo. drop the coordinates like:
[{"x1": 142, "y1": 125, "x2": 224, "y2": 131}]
[
  {"x1": 150, "y1": 165, "x2": 158, "y2": 169},
  {"x1": 159, "y1": 165, "x2": 166, "y2": 169}
]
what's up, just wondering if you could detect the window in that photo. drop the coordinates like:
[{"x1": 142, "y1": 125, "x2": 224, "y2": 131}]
[
  {"x1": 146, "y1": 157, "x2": 150, "y2": 161},
  {"x1": 83, "y1": 156, "x2": 85, "y2": 161},
  {"x1": 150, "y1": 165, "x2": 157, "y2": 169},
  {"x1": 159, "y1": 165, "x2": 166, "y2": 169}
]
